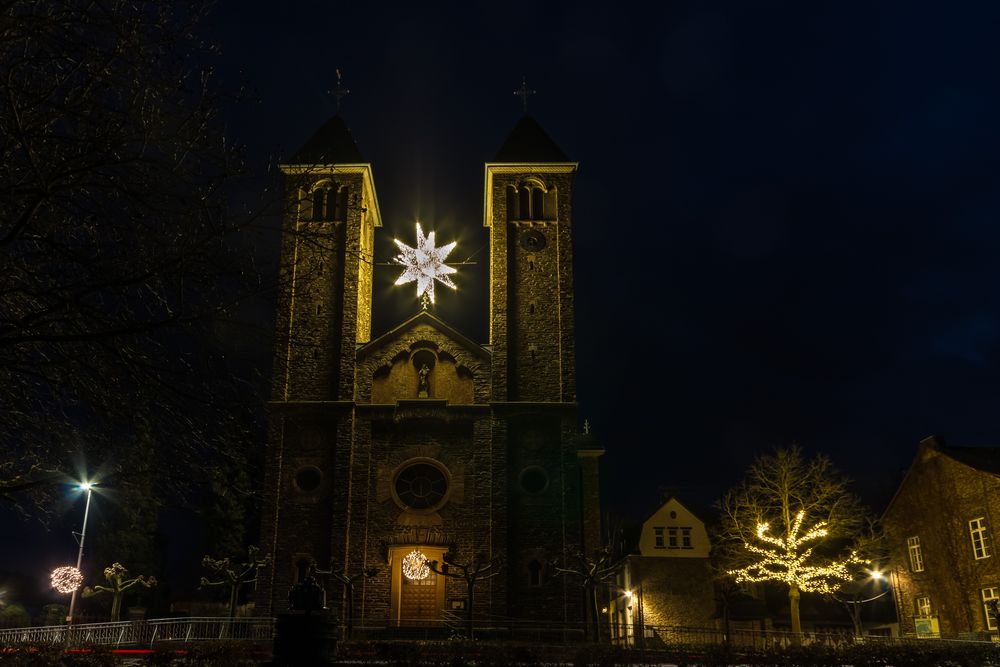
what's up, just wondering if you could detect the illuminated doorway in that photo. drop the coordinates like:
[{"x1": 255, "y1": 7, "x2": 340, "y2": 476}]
[{"x1": 389, "y1": 545, "x2": 446, "y2": 625}]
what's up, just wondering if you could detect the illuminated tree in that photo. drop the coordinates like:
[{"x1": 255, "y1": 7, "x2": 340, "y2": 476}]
[
  {"x1": 426, "y1": 551, "x2": 503, "y2": 639},
  {"x1": 200, "y1": 546, "x2": 271, "y2": 620},
  {"x1": 82, "y1": 563, "x2": 157, "y2": 622},
  {"x1": 717, "y1": 446, "x2": 866, "y2": 638}
]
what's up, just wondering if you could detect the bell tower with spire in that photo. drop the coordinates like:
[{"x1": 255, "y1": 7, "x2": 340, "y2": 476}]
[{"x1": 257, "y1": 109, "x2": 382, "y2": 612}]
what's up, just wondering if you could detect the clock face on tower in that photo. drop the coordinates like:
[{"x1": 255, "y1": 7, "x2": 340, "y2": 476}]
[{"x1": 519, "y1": 229, "x2": 546, "y2": 251}]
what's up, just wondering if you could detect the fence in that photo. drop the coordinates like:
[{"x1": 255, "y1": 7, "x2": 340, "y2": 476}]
[{"x1": 0, "y1": 616, "x2": 275, "y2": 648}]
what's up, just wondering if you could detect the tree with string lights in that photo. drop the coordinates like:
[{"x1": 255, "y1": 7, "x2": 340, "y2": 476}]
[{"x1": 716, "y1": 446, "x2": 867, "y2": 639}]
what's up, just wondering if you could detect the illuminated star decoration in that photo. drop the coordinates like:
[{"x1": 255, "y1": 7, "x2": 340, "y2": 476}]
[
  {"x1": 727, "y1": 510, "x2": 861, "y2": 594},
  {"x1": 393, "y1": 223, "x2": 457, "y2": 306}
]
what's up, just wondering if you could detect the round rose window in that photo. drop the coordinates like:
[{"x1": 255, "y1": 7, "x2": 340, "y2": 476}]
[{"x1": 393, "y1": 460, "x2": 449, "y2": 512}]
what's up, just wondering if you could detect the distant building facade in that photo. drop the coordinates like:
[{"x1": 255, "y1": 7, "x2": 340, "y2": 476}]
[
  {"x1": 609, "y1": 497, "x2": 716, "y2": 645},
  {"x1": 255, "y1": 112, "x2": 603, "y2": 630},
  {"x1": 883, "y1": 436, "x2": 1000, "y2": 638}
]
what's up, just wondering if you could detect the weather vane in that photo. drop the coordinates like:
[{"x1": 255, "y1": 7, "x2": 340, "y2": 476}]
[
  {"x1": 514, "y1": 76, "x2": 536, "y2": 113},
  {"x1": 328, "y1": 69, "x2": 350, "y2": 113}
]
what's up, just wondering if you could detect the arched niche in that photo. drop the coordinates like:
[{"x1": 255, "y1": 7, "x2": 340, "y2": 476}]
[{"x1": 371, "y1": 342, "x2": 474, "y2": 403}]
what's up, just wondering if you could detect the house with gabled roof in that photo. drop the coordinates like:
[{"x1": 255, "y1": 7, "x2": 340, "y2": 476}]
[{"x1": 883, "y1": 435, "x2": 1000, "y2": 639}]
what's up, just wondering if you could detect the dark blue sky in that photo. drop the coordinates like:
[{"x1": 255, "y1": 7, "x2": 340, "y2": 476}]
[
  {"x1": 6, "y1": 0, "x2": 1000, "y2": 584},
  {"x1": 209, "y1": 0, "x2": 1000, "y2": 515}
]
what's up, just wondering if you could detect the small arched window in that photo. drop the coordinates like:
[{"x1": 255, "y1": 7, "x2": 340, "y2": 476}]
[
  {"x1": 528, "y1": 560, "x2": 543, "y2": 587},
  {"x1": 506, "y1": 186, "x2": 517, "y2": 222},
  {"x1": 312, "y1": 189, "x2": 325, "y2": 220},
  {"x1": 518, "y1": 188, "x2": 531, "y2": 221},
  {"x1": 335, "y1": 186, "x2": 349, "y2": 221},
  {"x1": 532, "y1": 188, "x2": 544, "y2": 220},
  {"x1": 294, "y1": 557, "x2": 311, "y2": 583}
]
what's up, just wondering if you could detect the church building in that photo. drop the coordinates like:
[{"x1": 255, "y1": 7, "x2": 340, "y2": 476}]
[{"x1": 256, "y1": 109, "x2": 603, "y2": 631}]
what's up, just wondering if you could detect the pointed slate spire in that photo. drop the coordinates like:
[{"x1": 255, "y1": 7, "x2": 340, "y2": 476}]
[
  {"x1": 494, "y1": 115, "x2": 569, "y2": 162},
  {"x1": 291, "y1": 114, "x2": 363, "y2": 164}
]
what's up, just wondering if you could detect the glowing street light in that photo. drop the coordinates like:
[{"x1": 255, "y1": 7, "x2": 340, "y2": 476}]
[{"x1": 66, "y1": 480, "x2": 96, "y2": 624}]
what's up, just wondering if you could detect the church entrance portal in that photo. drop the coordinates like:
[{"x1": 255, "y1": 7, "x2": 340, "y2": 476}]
[{"x1": 389, "y1": 545, "x2": 446, "y2": 625}]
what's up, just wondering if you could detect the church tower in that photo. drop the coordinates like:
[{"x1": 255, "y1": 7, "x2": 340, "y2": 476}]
[
  {"x1": 258, "y1": 114, "x2": 382, "y2": 610},
  {"x1": 257, "y1": 106, "x2": 602, "y2": 634}
]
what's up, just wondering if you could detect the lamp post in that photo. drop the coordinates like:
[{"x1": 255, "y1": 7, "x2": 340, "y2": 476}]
[
  {"x1": 66, "y1": 481, "x2": 95, "y2": 624},
  {"x1": 838, "y1": 568, "x2": 890, "y2": 637}
]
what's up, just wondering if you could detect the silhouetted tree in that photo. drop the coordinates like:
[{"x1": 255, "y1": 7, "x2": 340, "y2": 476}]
[
  {"x1": 427, "y1": 551, "x2": 503, "y2": 639},
  {"x1": 316, "y1": 560, "x2": 380, "y2": 638},
  {"x1": 0, "y1": 0, "x2": 262, "y2": 518},
  {"x1": 200, "y1": 545, "x2": 270, "y2": 619},
  {"x1": 82, "y1": 563, "x2": 157, "y2": 622},
  {"x1": 553, "y1": 547, "x2": 623, "y2": 643}
]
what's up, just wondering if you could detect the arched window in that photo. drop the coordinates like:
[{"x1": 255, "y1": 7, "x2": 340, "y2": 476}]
[
  {"x1": 518, "y1": 188, "x2": 531, "y2": 221},
  {"x1": 312, "y1": 189, "x2": 325, "y2": 220},
  {"x1": 532, "y1": 188, "x2": 544, "y2": 220},
  {"x1": 335, "y1": 186, "x2": 350, "y2": 221},
  {"x1": 527, "y1": 560, "x2": 543, "y2": 587},
  {"x1": 294, "y1": 557, "x2": 311, "y2": 583}
]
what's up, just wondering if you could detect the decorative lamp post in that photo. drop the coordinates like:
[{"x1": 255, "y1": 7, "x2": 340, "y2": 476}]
[{"x1": 66, "y1": 481, "x2": 95, "y2": 624}]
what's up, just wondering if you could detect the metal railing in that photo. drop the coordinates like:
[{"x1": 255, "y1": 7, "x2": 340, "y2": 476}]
[{"x1": 0, "y1": 616, "x2": 274, "y2": 648}]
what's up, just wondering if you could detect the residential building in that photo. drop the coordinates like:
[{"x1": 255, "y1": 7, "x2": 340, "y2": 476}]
[{"x1": 883, "y1": 435, "x2": 1000, "y2": 638}]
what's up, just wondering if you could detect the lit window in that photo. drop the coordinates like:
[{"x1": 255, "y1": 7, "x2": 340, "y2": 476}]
[
  {"x1": 983, "y1": 587, "x2": 999, "y2": 630},
  {"x1": 907, "y1": 536, "x2": 924, "y2": 572},
  {"x1": 653, "y1": 527, "x2": 664, "y2": 549},
  {"x1": 970, "y1": 518, "x2": 992, "y2": 560},
  {"x1": 667, "y1": 527, "x2": 678, "y2": 548},
  {"x1": 681, "y1": 527, "x2": 692, "y2": 549},
  {"x1": 915, "y1": 596, "x2": 932, "y2": 617}
]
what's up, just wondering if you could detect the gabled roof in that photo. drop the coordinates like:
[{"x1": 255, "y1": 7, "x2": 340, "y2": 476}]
[
  {"x1": 882, "y1": 436, "x2": 1000, "y2": 520},
  {"x1": 357, "y1": 310, "x2": 490, "y2": 362},
  {"x1": 494, "y1": 116, "x2": 570, "y2": 162},
  {"x1": 290, "y1": 114, "x2": 363, "y2": 164}
]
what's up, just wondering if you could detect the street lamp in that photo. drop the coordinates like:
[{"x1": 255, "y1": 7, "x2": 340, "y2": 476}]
[{"x1": 66, "y1": 481, "x2": 96, "y2": 624}]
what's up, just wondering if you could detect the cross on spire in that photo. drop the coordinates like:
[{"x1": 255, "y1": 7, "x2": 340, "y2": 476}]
[
  {"x1": 328, "y1": 69, "x2": 350, "y2": 113},
  {"x1": 514, "y1": 76, "x2": 536, "y2": 113}
]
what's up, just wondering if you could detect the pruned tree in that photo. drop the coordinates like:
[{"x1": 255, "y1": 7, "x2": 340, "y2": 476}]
[
  {"x1": 553, "y1": 547, "x2": 623, "y2": 643},
  {"x1": 200, "y1": 545, "x2": 270, "y2": 619},
  {"x1": 0, "y1": 0, "x2": 264, "y2": 519},
  {"x1": 82, "y1": 563, "x2": 156, "y2": 622},
  {"x1": 716, "y1": 446, "x2": 867, "y2": 638},
  {"x1": 316, "y1": 559, "x2": 380, "y2": 639},
  {"x1": 427, "y1": 551, "x2": 503, "y2": 639}
]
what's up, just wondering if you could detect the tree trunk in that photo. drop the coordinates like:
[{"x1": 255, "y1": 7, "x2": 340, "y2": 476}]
[
  {"x1": 590, "y1": 585, "x2": 602, "y2": 643},
  {"x1": 788, "y1": 584, "x2": 802, "y2": 643},
  {"x1": 111, "y1": 593, "x2": 122, "y2": 622},
  {"x1": 347, "y1": 583, "x2": 355, "y2": 639},
  {"x1": 466, "y1": 580, "x2": 475, "y2": 640}
]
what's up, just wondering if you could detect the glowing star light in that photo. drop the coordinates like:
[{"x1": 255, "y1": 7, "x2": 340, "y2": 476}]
[
  {"x1": 393, "y1": 223, "x2": 457, "y2": 306},
  {"x1": 51, "y1": 566, "x2": 84, "y2": 594}
]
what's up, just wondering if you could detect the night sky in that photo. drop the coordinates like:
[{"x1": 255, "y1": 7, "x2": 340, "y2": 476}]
[{"x1": 5, "y1": 0, "x2": 1000, "y2": 583}]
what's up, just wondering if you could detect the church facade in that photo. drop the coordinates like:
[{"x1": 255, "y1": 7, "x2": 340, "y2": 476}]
[{"x1": 256, "y1": 113, "x2": 603, "y2": 630}]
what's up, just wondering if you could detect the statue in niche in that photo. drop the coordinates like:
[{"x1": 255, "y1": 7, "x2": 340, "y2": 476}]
[{"x1": 417, "y1": 364, "x2": 430, "y2": 398}]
